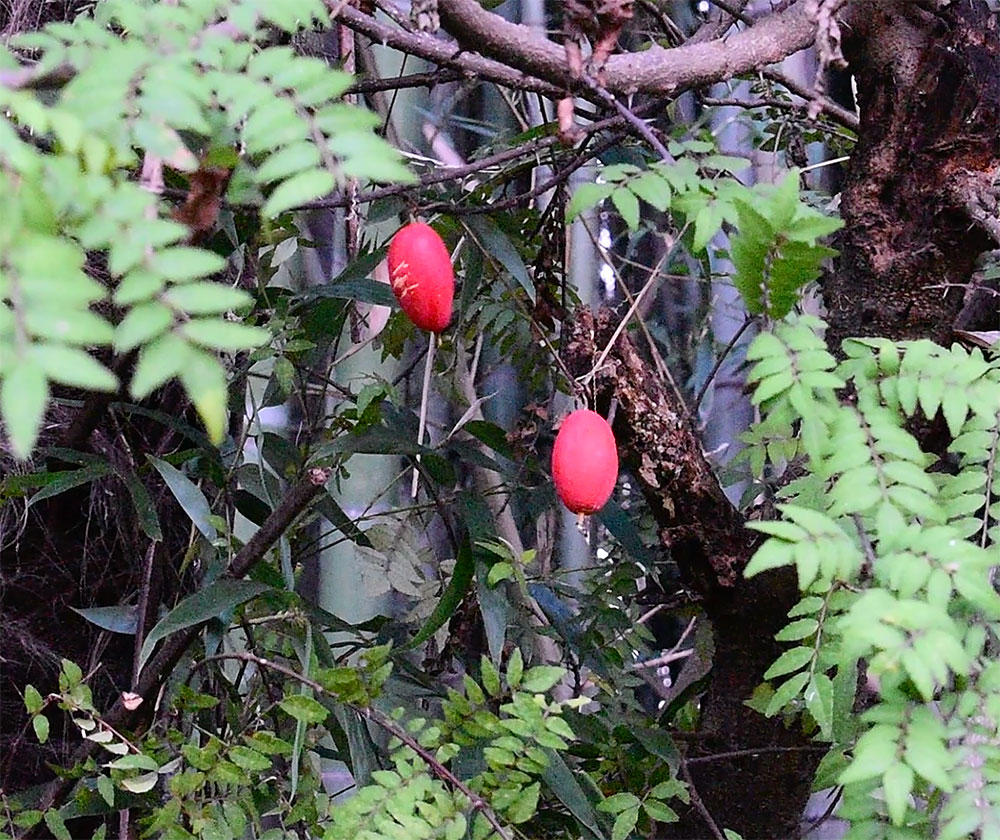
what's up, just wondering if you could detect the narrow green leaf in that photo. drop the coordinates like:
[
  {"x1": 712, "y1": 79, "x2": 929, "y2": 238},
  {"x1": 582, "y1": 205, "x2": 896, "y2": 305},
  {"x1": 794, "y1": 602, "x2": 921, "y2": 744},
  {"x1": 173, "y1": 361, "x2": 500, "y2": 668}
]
[
  {"x1": 136, "y1": 580, "x2": 270, "y2": 675},
  {"x1": 403, "y1": 537, "x2": 474, "y2": 650},
  {"x1": 148, "y1": 456, "x2": 217, "y2": 539}
]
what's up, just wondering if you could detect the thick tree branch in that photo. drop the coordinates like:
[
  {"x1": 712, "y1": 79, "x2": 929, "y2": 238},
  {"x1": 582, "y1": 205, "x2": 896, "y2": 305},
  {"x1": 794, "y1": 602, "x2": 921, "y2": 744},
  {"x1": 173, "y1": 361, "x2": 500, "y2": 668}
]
[
  {"x1": 327, "y1": 2, "x2": 565, "y2": 98},
  {"x1": 438, "y1": 0, "x2": 840, "y2": 97}
]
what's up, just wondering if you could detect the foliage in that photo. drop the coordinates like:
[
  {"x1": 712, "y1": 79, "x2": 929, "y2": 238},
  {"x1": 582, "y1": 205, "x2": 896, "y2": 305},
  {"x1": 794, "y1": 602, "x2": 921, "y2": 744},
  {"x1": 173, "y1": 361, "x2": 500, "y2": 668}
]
[
  {"x1": 742, "y1": 319, "x2": 1000, "y2": 837},
  {"x1": 1, "y1": 2, "x2": 996, "y2": 840},
  {"x1": 0, "y1": 0, "x2": 409, "y2": 455}
]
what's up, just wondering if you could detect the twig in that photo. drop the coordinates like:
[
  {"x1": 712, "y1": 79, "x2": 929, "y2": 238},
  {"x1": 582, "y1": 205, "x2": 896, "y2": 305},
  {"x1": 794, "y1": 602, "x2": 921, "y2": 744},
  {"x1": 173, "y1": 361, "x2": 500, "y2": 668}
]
[
  {"x1": 679, "y1": 760, "x2": 726, "y2": 840},
  {"x1": 411, "y1": 332, "x2": 436, "y2": 498},
  {"x1": 686, "y1": 744, "x2": 828, "y2": 764},
  {"x1": 693, "y1": 316, "x2": 752, "y2": 414},
  {"x1": 579, "y1": 74, "x2": 674, "y2": 163},
  {"x1": 761, "y1": 67, "x2": 859, "y2": 132}
]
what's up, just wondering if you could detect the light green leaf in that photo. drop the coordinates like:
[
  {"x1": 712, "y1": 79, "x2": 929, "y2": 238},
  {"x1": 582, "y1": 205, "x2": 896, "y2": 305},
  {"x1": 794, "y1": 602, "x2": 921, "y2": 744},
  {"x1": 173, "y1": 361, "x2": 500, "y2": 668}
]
[
  {"x1": 882, "y1": 761, "x2": 914, "y2": 826},
  {"x1": 178, "y1": 348, "x2": 229, "y2": 444},
  {"x1": 119, "y1": 772, "x2": 159, "y2": 794},
  {"x1": 566, "y1": 182, "x2": 614, "y2": 221},
  {"x1": 597, "y1": 793, "x2": 640, "y2": 814},
  {"x1": 114, "y1": 302, "x2": 173, "y2": 352},
  {"x1": 278, "y1": 695, "x2": 328, "y2": 724},
  {"x1": 180, "y1": 319, "x2": 270, "y2": 351},
  {"x1": 520, "y1": 665, "x2": 566, "y2": 693},
  {"x1": 24, "y1": 685, "x2": 44, "y2": 715},
  {"x1": 130, "y1": 333, "x2": 188, "y2": 399},
  {"x1": 507, "y1": 781, "x2": 540, "y2": 824},
  {"x1": 163, "y1": 283, "x2": 252, "y2": 315},
  {"x1": 31, "y1": 344, "x2": 117, "y2": 391},
  {"x1": 263, "y1": 169, "x2": 336, "y2": 217},
  {"x1": 153, "y1": 248, "x2": 226, "y2": 283},
  {"x1": 32, "y1": 714, "x2": 49, "y2": 744},
  {"x1": 611, "y1": 806, "x2": 639, "y2": 840},
  {"x1": 1, "y1": 360, "x2": 48, "y2": 459},
  {"x1": 611, "y1": 187, "x2": 640, "y2": 231}
]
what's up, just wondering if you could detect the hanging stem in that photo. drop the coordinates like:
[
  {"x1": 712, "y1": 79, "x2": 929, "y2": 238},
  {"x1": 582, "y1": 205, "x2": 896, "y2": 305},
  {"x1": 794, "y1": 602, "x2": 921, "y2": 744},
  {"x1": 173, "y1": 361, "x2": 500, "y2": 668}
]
[{"x1": 411, "y1": 331, "x2": 436, "y2": 498}]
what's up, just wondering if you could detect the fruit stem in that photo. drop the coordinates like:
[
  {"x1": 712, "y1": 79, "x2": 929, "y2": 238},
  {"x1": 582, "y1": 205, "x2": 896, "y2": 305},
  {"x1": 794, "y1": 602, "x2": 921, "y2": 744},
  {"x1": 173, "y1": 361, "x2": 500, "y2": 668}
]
[{"x1": 411, "y1": 331, "x2": 436, "y2": 498}]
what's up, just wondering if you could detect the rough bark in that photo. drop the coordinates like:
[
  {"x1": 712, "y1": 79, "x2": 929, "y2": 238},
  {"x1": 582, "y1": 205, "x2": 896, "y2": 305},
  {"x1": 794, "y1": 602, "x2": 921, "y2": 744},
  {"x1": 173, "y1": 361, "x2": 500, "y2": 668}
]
[
  {"x1": 564, "y1": 309, "x2": 817, "y2": 839},
  {"x1": 825, "y1": 0, "x2": 1000, "y2": 349}
]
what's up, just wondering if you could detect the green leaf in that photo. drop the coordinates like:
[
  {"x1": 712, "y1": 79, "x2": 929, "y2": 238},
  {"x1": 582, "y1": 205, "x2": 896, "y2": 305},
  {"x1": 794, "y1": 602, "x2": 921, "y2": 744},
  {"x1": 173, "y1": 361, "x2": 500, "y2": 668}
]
[
  {"x1": 882, "y1": 761, "x2": 914, "y2": 826},
  {"x1": 611, "y1": 187, "x2": 640, "y2": 231},
  {"x1": 764, "y1": 671, "x2": 810, "y2": 717},
  {"x1": 32, "y1": 714, "x2": 49, "y2": 744},
  {"x1": 178, "y1": 349, "x2": 229, "y2": 444},
  {"x1": 278, "y1": 695, "x2": 329, "y2": 724},
  {"x1": 597, "y1": 793, "x2": 640, "y2": 814},
  {"x1": 24, "y1": 685, "x2": 44, "y2": 715},
  {"x1": 263, "y1": 169, "x2": 336, "y2": 216},
  {"x1": 627, "y1": 171, "x2": 670, "y2": 212},
  {"x1": 481, "y1": 656, "x2": 502, "y2": 698},
  {"x1": 463, "y1": 216, "x2": 534, "y2": 303},
  {"x1": 97, "y1": 774, "x2": 114, "y2": 807},
  {"x1": 44, "y1": 810, "x2": 71, "y2": 840},
  {"x1": 542, "y1": 751, "x2": 606, "y2": 840},
  {"x1": 148, "y1": 456, "x2": 217, "y2": 539},
  {"x1": 114, "y1": 302, "x2": 173, "y2": 352},
  {"x1": 403, "y1": 537, "x2": 474, "y2": 650},
  {"x1": 1, "y1": 360, "x2": 48, "y2": 458},
  {"x1": 120, "y1": 772, "x2": 159, "y2": 794},
  {"x1": 30, "y1": 344, "x2": 117, "y2": 391},
  {"x1": 763, "y1": 647, "x2": 812, "y2": 680},
  {"x1": 117, "y1": 466, "x2": 162, "y2": 541},
  {"x1": 611, "y1": 806, "x2": 639, "y2": 840},
  {"x1": 506, "y1": 647, "x2": 524, "y2": 689},
  {"x1": 70, "y1": 605, "x2": 138, "y2": 635},
  {"x1": 520, "y1": 666, "x2": 566, "y2": 693},
  {"x1": 642, "y1": 799, "x2": 678, "y2": 823},
  {"x1": 153, "y1": 248, "x2": 226, "y2": 282},
  {"x1": 130, "y1": 333, "x2": 188, "y2": 399},
  {"x1": 804, "y1": 673, "x2": 834, "y2": 740},
  {"x1": 567, "y1": 182, "x2": 613, "y2": 221},
  {"x1": 163, "y1": 283, "x2": 252, "y2": 315},
  {"x1": 136, "y1": 580, "x2": 270, "y2": 675},
  {"x1": 107, "y1": 753, "x2": 158, "y2": 771},
  {"x1": 507, "y1": 781, "x2": 540, "y2": 824},
  {"x1": 180, "y1": 319, "x2": 270, "y2": 351}
]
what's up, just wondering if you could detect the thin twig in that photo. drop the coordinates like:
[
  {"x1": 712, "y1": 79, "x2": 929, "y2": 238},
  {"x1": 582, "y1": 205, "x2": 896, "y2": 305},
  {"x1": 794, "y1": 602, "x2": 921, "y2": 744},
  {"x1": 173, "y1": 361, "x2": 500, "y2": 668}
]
[
  {"x1": 693, "y1": 316, "x2": 752, "y2": 414},
  {"x1": 679, "y1": 760, "x2": 726, "y2": 840}
]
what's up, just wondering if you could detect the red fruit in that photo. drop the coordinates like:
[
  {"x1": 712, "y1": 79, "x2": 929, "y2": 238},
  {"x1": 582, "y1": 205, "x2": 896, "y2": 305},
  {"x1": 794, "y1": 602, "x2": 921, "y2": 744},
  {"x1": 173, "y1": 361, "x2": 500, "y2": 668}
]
[
  {"x1": 551, "y1": 409, "x2": 618, "y2": 514},
  {"x1": 387, "y1": 222, "x2": 454, "y2": 333}
]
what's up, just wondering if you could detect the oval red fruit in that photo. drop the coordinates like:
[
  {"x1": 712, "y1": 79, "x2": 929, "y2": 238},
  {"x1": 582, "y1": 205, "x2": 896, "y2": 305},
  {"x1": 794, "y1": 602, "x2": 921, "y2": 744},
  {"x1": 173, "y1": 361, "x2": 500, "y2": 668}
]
[
  {"x1": 387, "y1": 222, "x2": 454, "y2": 333},
  {"x1": 551, "y1": 409, "x2": 618, "y2": 514}
]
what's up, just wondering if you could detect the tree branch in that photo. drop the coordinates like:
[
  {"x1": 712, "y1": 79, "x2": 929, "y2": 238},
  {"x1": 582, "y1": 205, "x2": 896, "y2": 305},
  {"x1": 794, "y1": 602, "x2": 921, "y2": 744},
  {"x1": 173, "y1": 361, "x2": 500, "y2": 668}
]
[
  {"x1": 327, "y1": 2, "x2": 565, "y2": 98},
  {"x1": 438, "y1": 0, "x2": 838, "y2": 97}
]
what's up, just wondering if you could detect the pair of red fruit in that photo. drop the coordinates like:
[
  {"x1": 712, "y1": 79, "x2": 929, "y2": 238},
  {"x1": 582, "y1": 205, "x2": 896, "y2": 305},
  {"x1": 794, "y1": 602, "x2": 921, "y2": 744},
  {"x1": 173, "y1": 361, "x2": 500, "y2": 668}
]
[{"x1": 388, "y1": 222, "x2": 618, "y2": 515}]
